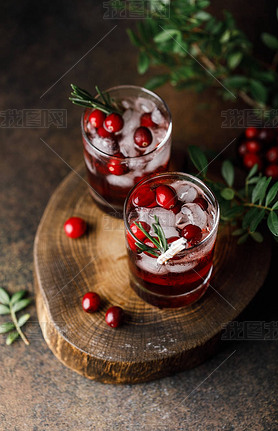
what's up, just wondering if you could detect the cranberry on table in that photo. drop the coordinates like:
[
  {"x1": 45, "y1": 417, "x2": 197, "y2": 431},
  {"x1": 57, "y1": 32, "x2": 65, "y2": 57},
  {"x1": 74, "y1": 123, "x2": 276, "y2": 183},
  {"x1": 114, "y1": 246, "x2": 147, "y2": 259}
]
[
  {"x1": 134, "y1": 126, "x2": 153, "y2": 148},
  {"x1": 266, "y1": 146, "x2": 278, "y2": 164},
  {"x1": 156, "y1": 185, "x2": 177, "y2": 209},
  {"x1": 88, "y1": 109, "x2": 106, "y2": 128},
  {"x1": 140, "y1": 113, "x2": 156, "y2": 128},
  {"x1": 64, "y1": 217, "x2": 87, "y2": 238},
  {"x1": 243, "y1": 153, "x2": 262, "y2": 170},
  {"x1": 245, "y1": 127, "x2": 258, "y2": 139},
  {"x1": 82, "y1": 292, "x2": 101, "y2": 313},
  {"x1": 182, "y1": 224, "x2": 202, "y2": 245},
  {"x1": 193, "y1": 197, "x2": 208, "y2": 211},
  {"x1": 104, "y1": 113, "x2": 124, "y2": 133},
  {"x1": 105, "y1": 306, "x2": 124, "y2": 328},
  {"x1": 107, "y1": 158, "x2": 129, "y2": 176},
  {"x1": 97, "y1": 126, "x2": 113, "y2": 139},
  {"x1": 265, "y1": 164, "x2": 278, "y2": 180},
  {"x1": 132, "y1": 185, "x2": 156, "y2": 208},
  {"x1": 246, "y1": 140, "x2": 261, "y2": 154}
]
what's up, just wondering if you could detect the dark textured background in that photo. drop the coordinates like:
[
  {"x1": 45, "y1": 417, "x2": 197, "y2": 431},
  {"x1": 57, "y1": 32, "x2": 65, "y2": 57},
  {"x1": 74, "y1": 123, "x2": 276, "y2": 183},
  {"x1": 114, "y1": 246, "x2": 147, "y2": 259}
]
[{"x1": 1, "y1": 1, "x2": 278, "y2": 430}]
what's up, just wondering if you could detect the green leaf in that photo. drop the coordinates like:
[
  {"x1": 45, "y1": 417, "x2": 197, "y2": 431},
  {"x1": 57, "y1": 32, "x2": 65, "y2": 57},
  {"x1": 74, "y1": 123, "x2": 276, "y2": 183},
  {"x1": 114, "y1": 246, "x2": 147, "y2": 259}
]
[
  {"x1": 247, "y1": 176, "x2": 260, "y2": 185},
  {"x1": 265, "y1": 182, "x2": 278, "y2": 207},
  {"x1": 272, "y1": 201, "x2": 278, "y2": 210},
  {"x1": 232, "y1": 228, "x2": 245, "y2": 236},
  {"x1": 221, "y1": 160, "x2": 234, "y2": 187},
  {"x1": 154, "y1": 29, "x2": 182, "y2": 44},
  {"x1": 227, "y1": 52, "x2": 243, "y2": 70},
  {"x1": 18, "y1": 313, "x2": 30, "y2": 327},
  {"x1": 247, "y1": 164, "x2": 258, "y2": 179},
  {"x1": 153, "y1": 215, "x2": 168, "y2": 252},
  {"x1": 194, "y1": 11, "x2": 211, "y2": 21},
  {"x1": 220, "y1": 30, "x2": 231, "y2": 43},
  {"x1": 135, "y1": 242, "x2": 159, "y2": 257},
  {"x1": 188, "y1": 145, "x2": 208, "y2": 175},
  {"x1": 145, "y1": 75, "x2": 169, "y2": 90},
  {"x1": 267, "y1": 211, "x2": 278, "y2": 236},
  {"x1": 221, "y1": 188, "x2": 235, "y2": 200},
  {"x1": 249, "y1": 209, "x2": 265, "y2": 232},
  {"x1": 138, "y1": 51, "x2": 150, "y2": 75},
  {"x1": 126, "y1": 29, "x2": 141, "y2": 47},
  {"x1": 252, "y1": 177, "x2": 270, "y2": 204},
  {"x1": 250, "y1": 232, "x2": 263, "y2": 243},
  {"x1": 6, "y1": 331, "x2": 19, "y2": 345},
  {"x1": 237, "y1": 233, "x2": 249, "y2": 244},
  {"x1": 12, "y1": 298, "x2": 32, "y2": 313},
  {"x1": 0, "y1": 304, "x2": 10, "y2": 315},
  {"x1": 250, "y1": 80, "x2": 268, "y2": 104},
  {"x1": 0, "y1": 322, "x2": 15, "y2": 334},
  {"x1": 242, "y1": 208, "x2": 259, "y2": 229},
  {"x1": 223, "y1": 76, "x2": 249, "y2": 88},
  {"x1": 261, "y1": 33, "x2": 278, "y2": 50},
  {"x1": 0, "y1": 288, "x2": 10, "y2": 305},
  {"x1": 10, "y1": 290, "x2": 26, "y2": 305}
]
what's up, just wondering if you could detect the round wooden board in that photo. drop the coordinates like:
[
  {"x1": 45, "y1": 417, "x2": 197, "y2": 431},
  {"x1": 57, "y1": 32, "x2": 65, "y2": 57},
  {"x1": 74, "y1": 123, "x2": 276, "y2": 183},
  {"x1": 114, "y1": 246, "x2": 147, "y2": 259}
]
[{"x1": 34, "y1": 164, "x2": 272, "y2": 384}]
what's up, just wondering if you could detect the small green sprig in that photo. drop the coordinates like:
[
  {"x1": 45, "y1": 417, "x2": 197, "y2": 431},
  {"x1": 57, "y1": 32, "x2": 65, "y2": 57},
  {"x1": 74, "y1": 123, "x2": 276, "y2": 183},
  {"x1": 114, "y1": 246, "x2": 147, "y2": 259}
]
[
  {"x1": 188, "y1": 145, "x2": 278, "y2": 244},
  {"x1": 0, "y1": 288, "x2": 32, "y2": 346},
  {"x1": 134, "y1": 216, "x2": 169, "y2": 257},
  {"x1": 69, "y1": 84, "x2": 123, "y2": 115}
]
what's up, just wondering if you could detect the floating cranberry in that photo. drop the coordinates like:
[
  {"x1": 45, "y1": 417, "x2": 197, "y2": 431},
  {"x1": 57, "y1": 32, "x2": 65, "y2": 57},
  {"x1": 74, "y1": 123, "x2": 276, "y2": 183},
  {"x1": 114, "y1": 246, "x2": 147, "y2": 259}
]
[
  {"x1": 134, "y1": 126, "x2": 153, "y2": 148},
  {"x1": 156, "y1": 185, "x2": 177, "y2": 209},
  {"x1": 82, "y1": 292, "x2": 101, "y2": 313},
  {"x1": 140, "y1": 113, "x2": 156, "y2": 128},
  {"x1": 245, "y1": 127, "x2": 258, "y2": 139},
  {"x1": 88, "y1": 109, "x2": 106, "y2": 128},
  {"x1": 170, "y1": 201, "x2": 182, "y2": 215},
  {"x1": 246, "y1": 140, "x2": 261, "y2": 154},
  {"x1": 193, "y1": 197, "x2": 208, "y2": 211},
  {"x1": 97, "y1": 126, "x2": 113, "y2": 139},
  {"x1": 64, "y1": 217, "x2": 87, "y2": 238},
  {"x1": 143, "y1": 237, "x2": 159, "y2": 257},
  {"x1": 167, "y1": 236, "x2": 180, "y2": 244},
  {"x1": 107, "y1": 158, "x2": 129, "y2": 176},
  {"x1": 243, "y1": 153, "x2": 262, "y2": 170},
  {"x1": 132, "y1": 185, "x2": 156, "y2": 208},
  {"x1": 104, "y1": 113, "x2": 124, "y2": 133},
  {"x1": 238, "y1": 142, "x2": 247, "y2": 157},
  {"x1": 105, "y1": 306, "x2": 124, "y2": 328},
  {"x1": 265, "y1": 164, "x2": 278, "y2": 180},
  {"x1": 266, "y1": 146, "x2": 278, "y2": 164},
  {"x1": 182, "y1": 224, "x2": 202, "y2": 245},
  {"x1": 130, "y1": 222, "x2": 151, "y2": 241}
]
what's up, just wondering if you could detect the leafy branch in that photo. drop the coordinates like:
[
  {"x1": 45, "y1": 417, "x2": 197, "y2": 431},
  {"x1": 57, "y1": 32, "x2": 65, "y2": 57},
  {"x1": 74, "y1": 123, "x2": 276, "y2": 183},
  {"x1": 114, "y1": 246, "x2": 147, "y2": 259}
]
[
  {"x1": 0, "y1": 288, "x2": 32, "y2": 345},
  {"x1": 124, "y1": 0, "x2": 278, "y2": 113},
  {"x1": 188, "y1": 145, "x2": 278, "y2": 244},
  {"x1": 69, "y1": 84, "x2": 123, "y2": 114},
  {"x1": 134, "y1": 216, "x2": 169, "y2": 256}
]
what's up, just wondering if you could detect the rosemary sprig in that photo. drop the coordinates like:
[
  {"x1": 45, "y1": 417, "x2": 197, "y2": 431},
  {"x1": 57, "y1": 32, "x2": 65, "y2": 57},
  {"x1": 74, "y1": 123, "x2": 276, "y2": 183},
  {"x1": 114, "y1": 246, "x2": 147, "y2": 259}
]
[
  {"x1": 0, "y1": 288, "x2": 32, "y2": 346},
  {"x1": 134, "y1": 217, "x2": 169, "y2": 257},
  {"x1": 69, "y1": 84, "x2": 123, "y2": 115}
]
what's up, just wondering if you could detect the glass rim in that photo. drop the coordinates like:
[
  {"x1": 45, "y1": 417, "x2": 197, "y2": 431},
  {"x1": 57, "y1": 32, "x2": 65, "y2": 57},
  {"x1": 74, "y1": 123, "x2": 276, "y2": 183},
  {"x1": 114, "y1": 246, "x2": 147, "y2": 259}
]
[
  {"x1": 81, "y1": 84, "x2": 172, "y2": 160},
  {"x1": 123, "y1": 171, "x2": 220, "y2": 253}
]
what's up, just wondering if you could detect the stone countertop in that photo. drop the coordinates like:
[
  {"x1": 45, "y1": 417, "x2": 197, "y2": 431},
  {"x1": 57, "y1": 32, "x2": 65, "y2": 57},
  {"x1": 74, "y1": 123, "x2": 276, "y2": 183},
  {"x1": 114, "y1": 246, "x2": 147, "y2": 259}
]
[{"x1": 1, "y1": 1, "x2": 278, "y2": 430}]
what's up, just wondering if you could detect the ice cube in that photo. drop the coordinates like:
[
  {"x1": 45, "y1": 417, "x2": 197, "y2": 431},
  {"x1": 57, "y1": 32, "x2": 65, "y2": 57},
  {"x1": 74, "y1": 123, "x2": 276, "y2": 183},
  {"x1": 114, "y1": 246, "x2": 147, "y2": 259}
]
[
  {"x1": 122, "y1": 99, "x2": 132, "y2": 109},
  {"x1": 137, "y1": 254, "x2": 168, "y2": 275},
  {"x1": 148, "y1": 207, "x2": 176, "y2": 227},
  {"x1": 171, "y1": 181, "x2": 198, "y2": 203},
  {"x1": 136, "y1": 97, "x2": 156, "y2": 113},
  {"x1": 176, "y1": 203, "x2": 207, "y2": 229},
  {"x1": 106, "y1": 172, "x2": 134, "y2": 188},
  {"x1": 151, "y1": 107, "x2": 164, "y2": 125}
]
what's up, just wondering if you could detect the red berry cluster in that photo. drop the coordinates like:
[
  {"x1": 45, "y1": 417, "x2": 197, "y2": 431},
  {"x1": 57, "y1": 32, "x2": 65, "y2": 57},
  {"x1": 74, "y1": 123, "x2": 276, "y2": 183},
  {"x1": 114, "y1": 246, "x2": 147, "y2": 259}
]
[
  {"x1": 128, "y1": 184, "x2": 208, "y2": 254},
  {"x1": 238, "y1": 127, "x2": 278, "y2": 180}
]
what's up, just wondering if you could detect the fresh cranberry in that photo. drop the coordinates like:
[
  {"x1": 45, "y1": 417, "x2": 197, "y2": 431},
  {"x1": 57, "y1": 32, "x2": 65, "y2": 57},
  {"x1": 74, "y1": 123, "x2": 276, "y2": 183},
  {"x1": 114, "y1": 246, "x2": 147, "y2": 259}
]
[
  {"x1": 105, "y1": 306, "x2": 124, "y2": 328},
  {"x1": 88, "y1": 109, "x2": 106, "y2": 128},
  {"x1": 156, "y1": 185, "x2": 177, "y2": 209},
  {"x1": 246, "y1": 140, "x2": 261, "y2": 153},
  {"x1": 193, "y1": 197, "x2": 208, "y2": 211},
  {"x1": 97, "y1": 126, "x2": 113, "y2": 139},
  {"x1": 82, "y1": 292, "x2": 101, "y2": 313},
  {"x1": 132, "y1": 185, "x2": 156, "y2": 208},
  {"x1": 143, "y1": 237, "x2": 159, "y2": 257},
  {"x1": 265, "y1": 164, "x2": 278, "y2": 180},
  {"x1": 140, "y1": 113, "x2": 156, "y2": 128},
  {"x1": 134, "y1": 127, "x2": 153, "y2": 148},
  {"x1": 104, "y1": 113, "x2": 124, "y2": 133},
  {"x1": 258, "y1": 128, "x2": 275, "y2": 144},
  {"x1": 64, "y1": 217, "x2": 87, "y2": 238},
  {"x1": 238, "y1": 142, "x2": 247, "y2": 157},
  {"x1": 170, "y1": 201, "x2": 182, "y2": 215},
  {"x1": 266, "y1": 146, "x2": 278, "y2": 164},
  {"x1": 130, "y1": 222, "x2": 151, "y2": 241},
  {"x1": 243, "y1": 153, "x2": 262, "y2": 170},
  {"x1": 107, "y1": 158, "x2": 129, "y2": 176},
  {"x1": 245, "y1": 127, "x2": 258, "y2": 139},
  {"x1": 182, "y1": 224, "x2": 202, "y2": 245},
  {"x1": 167, "y1": 236, "x2": 180, "y2": 244}
]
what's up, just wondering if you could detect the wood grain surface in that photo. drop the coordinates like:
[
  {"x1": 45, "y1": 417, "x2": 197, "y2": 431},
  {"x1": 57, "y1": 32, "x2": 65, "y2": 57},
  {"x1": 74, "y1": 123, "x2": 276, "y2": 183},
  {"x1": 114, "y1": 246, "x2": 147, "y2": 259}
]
[{"x1": 34, "y1": 164, "x2": 272, "y2": 384}]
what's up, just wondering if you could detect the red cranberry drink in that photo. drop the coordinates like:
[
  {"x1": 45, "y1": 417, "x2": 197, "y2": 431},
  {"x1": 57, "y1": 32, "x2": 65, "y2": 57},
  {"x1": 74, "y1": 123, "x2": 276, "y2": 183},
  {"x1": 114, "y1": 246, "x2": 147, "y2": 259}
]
[
  {"x1": 81, "y1": 85, "x2": 172, "y2": 217},
  {"x1": 124, "y1": 173, "x2": 220, "y2": 308}
]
